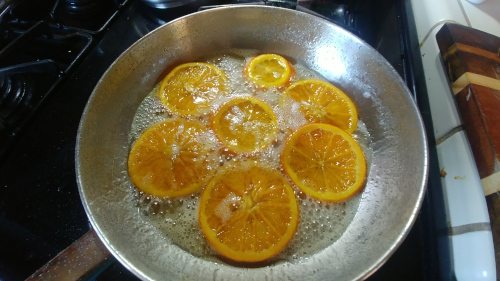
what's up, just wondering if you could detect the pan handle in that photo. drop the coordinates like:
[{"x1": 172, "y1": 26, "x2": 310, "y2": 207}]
[{"x1": 26, "y1": 229, "x2": 113, "y2": 281}]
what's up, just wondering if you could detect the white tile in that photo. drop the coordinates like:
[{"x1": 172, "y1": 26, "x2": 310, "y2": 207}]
[
  {"x1": 451, "y1": 231, "x2": 496, "y2": 281},
  {"x1": 411, "y1": 0, "x2": 469, "y2": 45},
  {"x1": 436, "y1": 131, "x2": 490, "y2": 226},
  {"x1": 420, "y1": 26, "x2": 462, "y2": 140},
  {"x1": 466, "y1": 0, "x2": 486, "y2": 3},
  {"x1": 460, "y1": 0, "x2": 500, "y2": 38}
]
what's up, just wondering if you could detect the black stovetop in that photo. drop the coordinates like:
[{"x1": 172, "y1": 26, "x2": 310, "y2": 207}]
[{"x1": 0, "y1": 0, "x2": 448, "y2": 280}]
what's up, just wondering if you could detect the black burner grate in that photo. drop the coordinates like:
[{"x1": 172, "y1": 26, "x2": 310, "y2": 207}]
[
  {"x1": 0, "y1": 21, "x2": 92, "y2": 158},
  {"x1": 4, "y1": 0, "x2": 128, "y2": 33},
  {"x1": 0, "y1": 74, "x2": 34, "y2": 126}
]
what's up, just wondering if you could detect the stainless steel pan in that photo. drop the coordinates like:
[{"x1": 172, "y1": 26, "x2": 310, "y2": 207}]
[{"x1": 76, "y1": 5, "x2": 428, "y2": 280}]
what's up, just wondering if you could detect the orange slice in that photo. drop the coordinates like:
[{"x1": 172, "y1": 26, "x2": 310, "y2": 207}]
[
  {"x1": 159, "y1": 62, "x2": 228, "y2": 115},
  {"x1": 128, "y1": 118, "x2": 218, "y2": 198},
  {"x1": 212, "y1": 96, "x2": 278, "y2": 153},
  {"x1": 281, "y1": 79, "x2": 358, "y2": 133},
  {"x1": 198, "y1": 161, "x2": 299, "y2": 262},
  {"x1": 281, "y1": 123, "x2": 366, "y2": 202},
  {"x1": 245, "y1": 54, "x2": 293, "y2": 87}
]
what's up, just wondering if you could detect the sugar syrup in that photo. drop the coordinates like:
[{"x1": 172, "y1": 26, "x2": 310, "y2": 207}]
[{"x1": 128, "y1": 49, "x2": 371, "y2": 265}]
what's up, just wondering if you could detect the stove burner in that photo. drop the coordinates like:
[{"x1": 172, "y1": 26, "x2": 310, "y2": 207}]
[
  {"x1": 61, "y1": 0, "x2": 109, "y2": 15},
  {"x1": 140, "y1": 0, "x2": 199, "y2": 9},
  {"x1": 0, "y1": 74, "x2": 33, "y2": 126},
  {"x1": 0, "y1": 59, "x2": 59, "y2": 137},
  {"x1": 50, "y1": 0, "x2": 126, "y2": 32},
  {"x1": 0, "y1": 20, "x2": 91, "y2": 161}
]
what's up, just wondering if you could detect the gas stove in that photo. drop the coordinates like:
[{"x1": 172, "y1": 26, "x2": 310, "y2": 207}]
[{"x1": 0, "y1": 0, "x2": 448, "y2": 280}]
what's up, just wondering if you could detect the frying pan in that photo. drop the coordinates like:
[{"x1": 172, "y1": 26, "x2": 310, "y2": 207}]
[{"x1": 75, "y1": 5, "x2": 428, "y2": 280}]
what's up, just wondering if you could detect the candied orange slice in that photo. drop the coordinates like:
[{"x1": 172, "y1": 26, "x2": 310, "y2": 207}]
[
  {"x1": 281, "y1": 79, "x2": 358, "y2": 133},
  {"x1": 198, "y1": 161, "x2": 299, "y2": 262},
  {"x1": 245, "y1": 54, "x2": 293, "y2": 87},
  {"x1": 159, "y1": 62, "x2": 228, "y2": 115},
  {"x1": 212, "y1": 96, "x2": 278, "y2": 153},
  {"x1": 128, "y1": 118, "x2": 218, "y2": 198},
  {"x1": 282, "y1": 123, "x2": 366, "y2": 202}
]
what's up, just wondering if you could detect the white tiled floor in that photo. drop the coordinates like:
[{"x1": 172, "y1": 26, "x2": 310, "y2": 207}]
[
  {"x1": 410, "y1": 0, "x2": 497, "y2": 279},
  {"x1": 419, "y1": 26, "x2": 462, "y2": 140},
  {"x1": 452, "y1": 231, "x2": 496, "y2": 281},
  {"x1": 411, "y1": 0, "x2": 469, "y2": 45},
  {"x1": 436, "y1": 131, "x2": 490, "y2": 226},
  {"x1": 436, "y1": 132, "x2": 495, "y2": 280}
]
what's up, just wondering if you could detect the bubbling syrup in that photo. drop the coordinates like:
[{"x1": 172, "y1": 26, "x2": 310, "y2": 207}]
[{"x1": 128, "y1": 49, "x2": 371, "y2": 264}]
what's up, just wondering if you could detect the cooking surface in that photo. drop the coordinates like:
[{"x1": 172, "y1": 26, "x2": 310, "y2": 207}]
[
  {"x1": 0, "y1": 0, "x2": 445, "y2": 280},
  {"x1": 410, "y1": 0, "x2": 497, "y2": 279}
]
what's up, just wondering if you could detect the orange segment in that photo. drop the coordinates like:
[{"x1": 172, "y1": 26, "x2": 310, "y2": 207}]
[
  {"x1": 159, "y1": 62, "x2": 228, "y2": 115},
  {"x1": 198, "y1": 161, "x2": 299, "y2": 262},
  {"x1": 281, "y1": 123, "x2": 366, "y2": 202},
  {"x1": 128, "y1": 118, "x2": 218, "y2": 198},
  {"x1": 245, "y1": 54, "x2": 293, "y2": 87},
  {"x1": 281, "y1": 79, "x2": 358, "y2": 133},
  {"x1": 212, "y1": 96, "x2": 278, "y2": 153}
]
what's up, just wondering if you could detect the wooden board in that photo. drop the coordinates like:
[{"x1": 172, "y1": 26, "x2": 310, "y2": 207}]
[{"x1": 436, "y1": 23, "x2": 500, "y2": 195}]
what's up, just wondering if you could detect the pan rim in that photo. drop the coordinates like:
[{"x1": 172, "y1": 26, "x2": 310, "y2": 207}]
[{"x1": 76, "y1": 5, "x2": 429, "y2": 281}]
